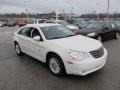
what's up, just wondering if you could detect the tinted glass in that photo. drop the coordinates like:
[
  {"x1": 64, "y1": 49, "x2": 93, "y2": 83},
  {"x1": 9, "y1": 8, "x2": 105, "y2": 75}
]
[
  {"x1": 29, "y1": 20, "x2": 34, "y2": 24},
  {"x1": 66, "y1": 20, "x2": 73, "y2": 24},
  {"x1": 31, "y1": 28, "x2": 41, "y2": 38},
  {"x1": 41, "y1": 25, "x2": 75, "y2": 40},
  {"x1": 104, "y1": 23, "x2": 110, "y2": 28},
  {"x1": 111, "y1": 23, "x2": 116, "y2": 29},
  {"x1": 45, "y1": 21, "x2": 55, "y2": 23},
  {"x1": 86, "y1": 22, "x2": 104, "y2": 29},
  {"x1": 114, "y1": 21, "x2": 120, "y2": 26},
  {"x1": 38, "y1": 20, "x2": 45, "y2": 23},
  {"x1": 18, "y1": 27, "x2": 32, "y2": 37},
  {"x1": 57, "y1": 21, "x2": 69, "y2": 26}
]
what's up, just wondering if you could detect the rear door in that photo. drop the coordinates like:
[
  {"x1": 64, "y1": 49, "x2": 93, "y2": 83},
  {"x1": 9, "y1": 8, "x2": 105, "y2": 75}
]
[
  {"x1": 17, "y1": 27, "x2": 33, "y2": 53},
  {"x1": 103, "y1": 22, "x2": 114, "y2": 38},
  {"x1": 110, "y1": 22, "x2": 119, "y2": 37}
]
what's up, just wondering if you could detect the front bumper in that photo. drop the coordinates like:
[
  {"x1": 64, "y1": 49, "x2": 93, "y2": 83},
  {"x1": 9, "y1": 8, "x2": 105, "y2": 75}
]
[{"x1": 65, "y1": 49, "x2": 108, "y2": 76}]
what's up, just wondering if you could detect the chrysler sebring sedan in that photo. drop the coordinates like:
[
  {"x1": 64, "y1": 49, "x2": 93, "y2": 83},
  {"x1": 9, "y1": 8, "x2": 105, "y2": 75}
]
[{"x1": 13, "y1": 24, "x2": 108, "y2": 76}]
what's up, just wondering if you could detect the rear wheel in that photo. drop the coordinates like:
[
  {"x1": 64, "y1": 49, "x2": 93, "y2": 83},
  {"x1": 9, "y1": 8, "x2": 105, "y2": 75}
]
[
  {"x1": 48, "y1": 54, "x2": 65, "y2": 76},
  {"x1": 114, "y1": 32, "x2": 120, "y2": 39},
  {"x1": 15, "y1": 43, "x2": 23, "y2": 56}
]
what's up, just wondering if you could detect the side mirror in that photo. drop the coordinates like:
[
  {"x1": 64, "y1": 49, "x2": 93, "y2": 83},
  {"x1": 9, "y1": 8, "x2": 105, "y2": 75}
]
[
  {"x1": 33, "y1": 36, "x2": 41, "y2": 41},
  {"x1": 75, "y1": 23, "x2": 79, "y2": 25},
  {"x1": 104, "y1": 27, "x2": 109, "y2": 29}
]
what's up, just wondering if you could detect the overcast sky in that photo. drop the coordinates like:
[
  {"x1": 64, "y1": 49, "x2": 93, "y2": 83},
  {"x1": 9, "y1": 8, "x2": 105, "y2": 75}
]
[{"x1": 0, "y1": 0, "x2": 120, "y2": 15}]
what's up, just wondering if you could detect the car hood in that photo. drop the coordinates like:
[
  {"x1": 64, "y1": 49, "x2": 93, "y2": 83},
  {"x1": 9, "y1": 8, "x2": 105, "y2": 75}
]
[
  {"x1": 49, "y1": 35, "x2": 102, "y2": 52},
  {"x1": 67, "y1": 25, "x2": 79, "y2": 30},
  {"x1": 78, "y1": 28, "x2": 100, "y2": 35}
]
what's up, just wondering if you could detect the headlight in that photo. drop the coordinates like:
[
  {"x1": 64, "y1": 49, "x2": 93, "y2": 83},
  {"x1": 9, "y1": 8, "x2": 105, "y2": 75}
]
[
  {"x1": 87, "y1": 32, "x2": 95, "y2": 37},
  {"x1": 68, "y1": 49, "x2": 90, "y2": 61}
]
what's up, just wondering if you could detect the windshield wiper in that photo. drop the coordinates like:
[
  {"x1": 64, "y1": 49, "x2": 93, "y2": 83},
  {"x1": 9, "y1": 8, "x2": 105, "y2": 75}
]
[
  {"x1": 87, "y1": 28, "x2": 97, "y2": 29},
  {"x1": 49, "y1": 35, "x2": 75, "y2": 39},
  {"x1": 50, "y1": 37, "x2": 64, "y2": 39},
  {"x1": 64, "y1": 35, "x2": 75, "y2": 37}
]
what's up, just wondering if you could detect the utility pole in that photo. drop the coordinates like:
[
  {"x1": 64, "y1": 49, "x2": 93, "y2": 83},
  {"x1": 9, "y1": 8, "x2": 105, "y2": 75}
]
[
  {"x1": 44, "y1": 0, "x2": 59, "y2": 21},
  {"x1": 24, "y1": 0, "x2": 31, "y2": 22},
  {"x1": 64, "y1": 0, "x2": 74, "y2": 19},
  {"x1": 70, "y1": 6, "x2": 74, "y2": 19},
  {"x1": 106, "y1": 0, "x2": 110, "y2": 21},
  {"x1": 55, "y1": 0, "x2": 59, "y2": 21},
  {"x1": 96, "y1": 3, "x2": 100, "y2": 20}
]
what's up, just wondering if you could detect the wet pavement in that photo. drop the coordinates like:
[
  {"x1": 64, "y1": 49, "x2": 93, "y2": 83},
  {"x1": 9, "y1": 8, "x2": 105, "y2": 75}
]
[{"x1": 0, "y1": 26, "x2": 120, "y2": 90}]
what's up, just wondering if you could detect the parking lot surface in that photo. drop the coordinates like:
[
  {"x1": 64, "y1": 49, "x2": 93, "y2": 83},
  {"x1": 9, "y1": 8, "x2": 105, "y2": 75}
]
[{"x1": 0, "y1": 27, "x2": 120, "y2": 90}]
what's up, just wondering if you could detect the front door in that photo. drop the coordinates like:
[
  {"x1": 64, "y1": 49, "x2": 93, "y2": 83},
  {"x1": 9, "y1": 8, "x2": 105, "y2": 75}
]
[{"x1": 27, "y1": 27, "x2": 45, "y2": 62}]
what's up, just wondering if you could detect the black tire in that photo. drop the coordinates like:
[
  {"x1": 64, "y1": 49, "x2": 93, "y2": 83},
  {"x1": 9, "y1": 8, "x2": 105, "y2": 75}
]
[
  {"x1": 48, "y1": 54, "x2": 65, "y2": 76},
  {"x1": 97, "y1": 35, "x2": 102, "y2": 42},
  {"x1": 114, "y1": 32, "x2": 120, "y2": 39},
  {"x1": 15, "y1": 43, "x2": 23, "y2": 56}
]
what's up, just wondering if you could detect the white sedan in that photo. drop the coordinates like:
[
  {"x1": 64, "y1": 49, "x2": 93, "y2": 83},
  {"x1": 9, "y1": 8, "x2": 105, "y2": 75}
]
[{"x1": 13, "y1": 24, "x2": 108, "y2": 76}]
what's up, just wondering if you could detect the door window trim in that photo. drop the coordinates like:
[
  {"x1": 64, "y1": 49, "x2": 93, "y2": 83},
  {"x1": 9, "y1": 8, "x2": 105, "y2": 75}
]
[{"x1": 31, "y1": 27, "x2": 44, "y2": 41}]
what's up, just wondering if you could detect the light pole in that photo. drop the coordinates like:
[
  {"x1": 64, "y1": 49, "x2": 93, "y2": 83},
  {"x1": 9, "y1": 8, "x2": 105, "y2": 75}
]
[
  {"x1": 43, "y1": 0, "x2": 59, "y2": 21},
  {"x1": 24, "y1": 0, "x2": 31, "y2": 22},
  {"x1": 64, "y1": 0, "x2": 74, "y2": 19},
  {"x1": 70, "y1": 5, "x2": 74, "y2": 19},
  {"x1": 55, "y1": 0, "x2": 59, "y2": 21},
  {"x1": 106, "y1": 0, "x2": 110, "y2": 20},
  {"x1": 96, "y1": 3, "x2": 101, "y2": 20}
]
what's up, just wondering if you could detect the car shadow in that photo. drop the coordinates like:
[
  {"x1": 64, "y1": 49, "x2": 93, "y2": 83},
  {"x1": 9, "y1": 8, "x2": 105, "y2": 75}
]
[{"x1": 16, "y1": 53, "x2": 105, "y2": 80}]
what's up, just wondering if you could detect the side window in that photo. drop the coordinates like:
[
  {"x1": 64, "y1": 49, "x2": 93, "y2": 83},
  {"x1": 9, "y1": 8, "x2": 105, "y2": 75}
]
[
  {"x1": 67, "y1": 20, "x2": 73, "y2": 24},
  {"x1": 18, "y1": 27, "x2": 32, "y2": 37},
  {"x1": 35, "y1": 20, "x2": 37, "y2": 24},
  {"x1": 104, "y1": 23, "x2": 111, "y2": 29},
  {"x1": 45, "y1": 21, "x2": 50, "y2": 23},
  {"x1": 38, "y1": 20, "x2": 44, "y2": 24},
  {"x1": 29, "y1": 20, "x2": 34, "y2": 24},
  {"x1": 31, "y1": 28, "x2": 41, "y2": 38},
  {"x1": 45, "y1": 21, "x2": 54, "y2": 23},
  {"x1": 111, "y1": 23, "x2": 116, "y2": 29},
  {"x1": 73, "y1": 20, "x2": 78, "y2": 25}
]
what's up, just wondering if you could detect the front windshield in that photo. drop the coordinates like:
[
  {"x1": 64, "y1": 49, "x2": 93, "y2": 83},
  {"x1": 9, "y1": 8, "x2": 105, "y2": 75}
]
[
  {"x1": 57, "y1": 21, "x2": 69, "y2": 26},
  {"x1": 38, "y1": 20, "x2": 45, "y2": 23},
  {"x1": 77, "y1": 20, "x2": 86, "y2": 24},
  {"x1": 66, "y1": 20, "x2": 73, "y2": 24},
  {"x1": 115, "y1": 21, "x2": 120, "y2": 26},
  {"x1": 41, "y1": 25, "x2": 75, "y2": 40},
  {"x1": 75, "y1": 19, "x2": 88, "y2": 27},
  {"x1": 28, "y1": 19, "x2": 34, "y2": 24},
  {"x1": 86, "y1": 22, "x2": 104, "y2": 29}
]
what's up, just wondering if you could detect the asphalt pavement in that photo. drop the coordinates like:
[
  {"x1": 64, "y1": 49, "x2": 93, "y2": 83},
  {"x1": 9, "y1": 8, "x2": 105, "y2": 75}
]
[{"x1": 0, "y1": 26, "x2": 120, "y2": 90}]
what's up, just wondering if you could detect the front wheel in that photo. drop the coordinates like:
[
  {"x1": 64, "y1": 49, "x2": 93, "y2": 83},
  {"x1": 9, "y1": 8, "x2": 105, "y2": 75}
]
[
  {"x1": 15, "y1": 43, "x2": 23, "y2": 56},
  {"x1": 48, "y1": 55, "x2": 65, "y2": 76},
  {"x1": 114, "y1": 32, "x2": 120, "y2": 39}
]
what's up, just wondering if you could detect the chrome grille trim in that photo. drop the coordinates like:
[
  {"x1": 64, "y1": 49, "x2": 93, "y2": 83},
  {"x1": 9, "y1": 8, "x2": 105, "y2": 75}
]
[{"x1": 90, "y1": 47, "x2": 104, "y2": 58}]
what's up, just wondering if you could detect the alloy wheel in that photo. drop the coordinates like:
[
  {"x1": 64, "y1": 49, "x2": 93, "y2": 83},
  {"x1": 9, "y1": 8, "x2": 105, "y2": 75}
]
[{"x1": 49, "y1": 58, "x2": 61, "y2": 74}]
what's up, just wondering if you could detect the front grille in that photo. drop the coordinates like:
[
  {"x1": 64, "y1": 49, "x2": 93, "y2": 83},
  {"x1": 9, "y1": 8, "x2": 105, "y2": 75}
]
[{"x1": 90, "y1": 47, "x2": 104, "y2": 58}]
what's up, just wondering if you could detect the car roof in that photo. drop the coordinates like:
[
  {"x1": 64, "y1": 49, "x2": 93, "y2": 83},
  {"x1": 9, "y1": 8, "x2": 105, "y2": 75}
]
[
  {"x1": 46, "y1": 20, "x2": 64, "y2": 22},
  {"x1": 26, "y1": 23, "x2": 60, "y2": 27},
  {"x1": 89, "y1": 21, "x2": 113, "y2": 23}
]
